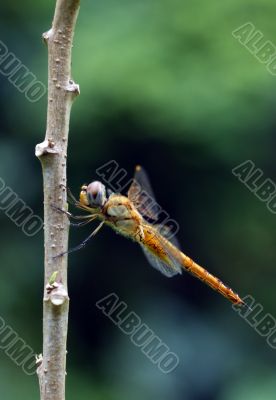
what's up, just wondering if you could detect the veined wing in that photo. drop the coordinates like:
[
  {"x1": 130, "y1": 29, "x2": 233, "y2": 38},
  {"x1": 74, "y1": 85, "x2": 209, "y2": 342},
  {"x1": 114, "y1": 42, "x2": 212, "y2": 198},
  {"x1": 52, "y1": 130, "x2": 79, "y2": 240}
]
[
  {"x1": 140, "y1": 244, "x2": 180, "y2": 277},
  {"x1": 128, "y1": 165, "x2": 160, "y2": 221},
  {"x1": 155, "y1": 223, "x2": 181, "y2": 250},
  {"x1": 128, "y1": 166, "x2": 183, "y2": 277},
  {"x1": 140, "y1": 223, "x2": 182, "y2": 278}
]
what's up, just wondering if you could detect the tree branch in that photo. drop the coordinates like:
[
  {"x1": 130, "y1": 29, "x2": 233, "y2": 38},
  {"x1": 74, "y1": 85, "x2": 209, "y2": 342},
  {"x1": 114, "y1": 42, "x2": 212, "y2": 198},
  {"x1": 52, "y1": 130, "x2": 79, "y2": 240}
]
[{"x1": 35, "y1": 1, "x2": 80, "y2": 399}]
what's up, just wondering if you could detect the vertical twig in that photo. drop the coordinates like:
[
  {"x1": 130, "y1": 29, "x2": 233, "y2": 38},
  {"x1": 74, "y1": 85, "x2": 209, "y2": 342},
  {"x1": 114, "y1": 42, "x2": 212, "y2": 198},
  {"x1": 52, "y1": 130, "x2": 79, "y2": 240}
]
[{"x1": 35, "y1": 1, "x2": 80, "y2": 399}]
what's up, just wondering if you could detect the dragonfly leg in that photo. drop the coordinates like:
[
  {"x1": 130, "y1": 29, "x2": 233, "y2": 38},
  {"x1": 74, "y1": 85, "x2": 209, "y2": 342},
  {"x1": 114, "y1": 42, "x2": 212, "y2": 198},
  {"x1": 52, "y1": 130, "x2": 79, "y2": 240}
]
[
  {"x1": 53, "y1": 221, "x2": 105, "y2": 258},
  {"x1": 51, "y1": 204, "x2": 95, "y2": 220},
  {"x1": 69, "y1": 217, "x2": 97, "y2": 228},
  {"x1": 58, "y1": 184, "x2": 80, "y2": 206}
]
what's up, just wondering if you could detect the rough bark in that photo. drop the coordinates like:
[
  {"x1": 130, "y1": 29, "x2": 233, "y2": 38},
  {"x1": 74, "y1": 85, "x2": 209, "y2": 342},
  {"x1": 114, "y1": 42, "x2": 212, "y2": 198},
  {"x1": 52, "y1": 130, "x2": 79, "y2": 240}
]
[{"x1": 35, "y1": 1, "x2": 80, "y2": 399}]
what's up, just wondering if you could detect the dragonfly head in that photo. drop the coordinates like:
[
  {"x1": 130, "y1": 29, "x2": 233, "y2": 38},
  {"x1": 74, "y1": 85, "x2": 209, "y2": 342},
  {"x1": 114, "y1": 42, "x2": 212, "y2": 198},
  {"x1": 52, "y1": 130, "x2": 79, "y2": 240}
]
[{"x1": 79, "y1": 181, "x2": 107, "y2": 208}]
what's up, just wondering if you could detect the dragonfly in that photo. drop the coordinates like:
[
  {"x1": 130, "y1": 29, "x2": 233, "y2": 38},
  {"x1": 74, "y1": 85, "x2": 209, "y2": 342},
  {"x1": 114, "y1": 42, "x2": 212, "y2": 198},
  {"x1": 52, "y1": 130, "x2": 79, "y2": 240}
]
[{"x1": 57, "y1": 165, "x2": 245, "y2": 307}]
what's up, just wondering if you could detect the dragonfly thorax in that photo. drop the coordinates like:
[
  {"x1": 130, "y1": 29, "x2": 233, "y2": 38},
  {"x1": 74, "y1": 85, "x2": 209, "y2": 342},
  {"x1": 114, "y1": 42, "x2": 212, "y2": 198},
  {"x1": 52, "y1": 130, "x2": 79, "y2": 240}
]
[
  {"x1": 104, "y1": 194, "x2": 143, "y2": 238},
  {"x1": 105, "y1": 195, "x2": 133, "y2": 219}
]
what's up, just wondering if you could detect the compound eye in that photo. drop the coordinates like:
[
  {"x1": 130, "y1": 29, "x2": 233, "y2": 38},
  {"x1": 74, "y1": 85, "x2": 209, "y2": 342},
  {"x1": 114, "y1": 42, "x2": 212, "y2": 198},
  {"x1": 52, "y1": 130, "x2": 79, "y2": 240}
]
[{"x1": 86, "y1": 181, "x2": 106, "y2": 207}]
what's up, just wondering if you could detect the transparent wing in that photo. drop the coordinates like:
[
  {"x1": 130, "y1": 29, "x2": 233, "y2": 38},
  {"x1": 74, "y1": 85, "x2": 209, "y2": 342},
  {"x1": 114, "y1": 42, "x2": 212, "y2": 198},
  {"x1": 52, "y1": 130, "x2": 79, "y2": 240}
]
[
  {"x1": 140, "y1": 244, "x2": 180, "y2": 278},
  {"x1": 154, "y1": 223, "x2": 181, "y2": 250},
  {"x1": 128, "y1": 165, "x2": 160, "y2": 221},
  {"x1": 140, "y1": 224, "x2": 182, "y2": 277},
  {"x1": 128, "y1": 166, "x2": 182, "y2": 277}
]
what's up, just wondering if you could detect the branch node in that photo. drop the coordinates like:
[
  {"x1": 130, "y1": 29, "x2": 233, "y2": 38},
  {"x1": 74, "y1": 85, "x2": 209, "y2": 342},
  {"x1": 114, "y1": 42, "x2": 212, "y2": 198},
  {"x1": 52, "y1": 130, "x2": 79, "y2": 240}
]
[
  {"x1": 35, "y1": 139, "x2": 60, "y2": 157},
  {"x1": 66, "y1": 80, "x2": 80, "y2": 96},
  {"x1": 45, "y1": 276, "x2": 69, "y2": 306},
  {"x1": 36, "y1": 353, "x2": 43, "y2": 369},
  {"x1": 42, "y1": 29, "x2": 53, "y2": 44},
  {"x1": 49, "y1": 284, "x2": 68, "y2": 306}
]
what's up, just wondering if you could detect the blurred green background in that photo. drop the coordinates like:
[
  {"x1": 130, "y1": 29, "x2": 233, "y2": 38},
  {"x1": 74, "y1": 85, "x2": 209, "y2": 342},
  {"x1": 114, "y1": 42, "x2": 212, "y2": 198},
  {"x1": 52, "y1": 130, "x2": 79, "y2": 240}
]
[{"x1": 0, "y1": 0, "x2": 275, "y2": 399}]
